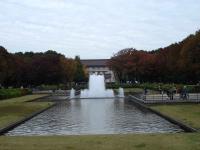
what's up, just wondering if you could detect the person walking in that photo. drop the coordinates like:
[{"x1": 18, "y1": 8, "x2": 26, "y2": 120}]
[
  {"x1": 169, "y1": 86, "x2": 176, "y2": 100},
  {"x1": 158, "y1": 85, "x2": 162, "y2": 94},
  {"x1": 183, "y1": 86, "x2": 188, "y2": 100},
  {"x1": 144, "y1": 87, "x2": 148, "y2": 95}
]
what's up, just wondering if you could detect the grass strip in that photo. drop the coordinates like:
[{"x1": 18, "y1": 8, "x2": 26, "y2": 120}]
[
  {"x1": 151, "y1": 104, "x2": 200, "y2": 130},
  {"x1": 0, "y1": 95, "x2": 52, "y2": 129},
  {"x1": 0, "y1": 133, "x2": 200, "y2": 150}
]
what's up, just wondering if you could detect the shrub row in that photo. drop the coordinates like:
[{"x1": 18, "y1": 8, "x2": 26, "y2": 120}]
[
  {"x1": 0, "y1": 88, "x2": 32, "y2": 100},
  {"x1": 34, "y1": 83, "x2": 200, "y2": 93},
  {"x1": 106, "y1": 83, "x2": 200, "y2": 93}
]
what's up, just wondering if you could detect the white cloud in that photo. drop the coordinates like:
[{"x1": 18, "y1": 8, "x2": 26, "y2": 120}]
[{"x1": 0, "y1": 0, "x2": 200, "y2": 58}]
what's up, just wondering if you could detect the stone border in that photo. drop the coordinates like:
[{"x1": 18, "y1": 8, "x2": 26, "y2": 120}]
[
  {"x1": 71, "y1": 97, "x2": 116, "y2": 100},
  {"x1": 0, "y1": 103, "x2": 56, "y2": 135},
  {"x1": 144, "y1": 100, "x2": 200, "y2": 105},
  {"x1": 129, "y1": 95, "x2": 197, "y2": 133},
  {"x1": 26, "y1": 94, "x2": 51, "y2": 102}
]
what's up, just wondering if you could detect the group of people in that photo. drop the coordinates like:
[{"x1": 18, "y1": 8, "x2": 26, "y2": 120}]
[
  {"x1": 144, "y1": 85, "x2": 189, "y2": 100},
  {"x1": 166, "y1": 86, "x2": 177, "y2": 100},
  {"x1": 165, "y1": 86, "x2": 189, "y2": 100},
  {"x1": 166, "y1": 86, "x2": 189, "y2": 100}
]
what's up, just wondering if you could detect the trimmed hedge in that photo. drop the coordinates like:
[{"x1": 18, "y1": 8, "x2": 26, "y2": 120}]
[
  {"x1": 0, "y1": 88, "x2": 32, "y2": 100},
  {"x1": 34, "y1": 83, "x2": 200, "y2": 93},
  {"x1": 36, "y1": 84, "x2": 88, "y2": 90}
]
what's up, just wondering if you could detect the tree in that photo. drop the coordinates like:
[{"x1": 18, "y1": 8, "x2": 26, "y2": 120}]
[
  {"x1": 0, "y1": 46, "x2": 16, "y2": 87},
  {"x1": 74, "y1": 56, "x2": 87, "y2": 83},
  {"x1": 109, "y1": 30, "x2": 200, "y2": 83}
]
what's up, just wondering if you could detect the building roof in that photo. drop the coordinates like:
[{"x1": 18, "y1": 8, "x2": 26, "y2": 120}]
[{"x1": 81, "y1": 59, "x2": 109, "y2": 67}]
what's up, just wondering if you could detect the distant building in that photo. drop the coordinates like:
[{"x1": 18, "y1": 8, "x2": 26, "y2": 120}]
[{"x1": 81, "y1": 59, "x2": 115, "y2": 83}]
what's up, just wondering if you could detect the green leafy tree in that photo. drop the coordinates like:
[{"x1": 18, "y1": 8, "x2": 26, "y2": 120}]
[{"x1": 74, "y1": 56, "x2": 86, "y2": 83}]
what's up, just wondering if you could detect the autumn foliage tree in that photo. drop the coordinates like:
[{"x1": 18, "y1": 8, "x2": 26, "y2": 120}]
[
  {"x1": 0, "y1": 48, "x2": 87, "y2": 87},
  {"x1": 109, "y1": 30, "x2": 200, "y2": 83}
]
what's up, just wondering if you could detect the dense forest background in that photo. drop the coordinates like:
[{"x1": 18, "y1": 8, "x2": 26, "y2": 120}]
[
  {"x1": 0, "y1": 30, "x2": 200, "y2": 87},
  {"x1": 108, "y1": 30, "x2": 200, "y2": 84},
  {"x1": 0, "y1": 48, "x2": 87, "y2": 87}
]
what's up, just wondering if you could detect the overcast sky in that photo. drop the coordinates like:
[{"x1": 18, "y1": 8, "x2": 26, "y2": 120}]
[{"x1": 0, "y1": 0, "x2": 200, "y2": 59}]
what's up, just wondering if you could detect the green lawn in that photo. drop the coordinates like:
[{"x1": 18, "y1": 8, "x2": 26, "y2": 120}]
[
  {"x1": 0, "y1": 133, "x2": 200, "y2": 150},
  {"x1": 151, "y1": 104, "x2": 200, "y2": 130},
  {"x1": 0, "y1": 95, "x2": 52, "y2": 129}
]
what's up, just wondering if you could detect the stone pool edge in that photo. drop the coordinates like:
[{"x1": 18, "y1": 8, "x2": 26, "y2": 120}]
[
  {"x1": 26, "y1": 95, "x2": 51, "y2": 102},
  {"x1": 128, "y1": 95, "x2": 197, "y2": 133},
  {"x1": 0, "y1": 103, "x2": 56, "y2": 135}
]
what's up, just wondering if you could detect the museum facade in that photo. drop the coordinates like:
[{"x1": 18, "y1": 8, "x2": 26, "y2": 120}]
[{"x1": 81, "y1": 59, "x2": 115, "y2": 83}]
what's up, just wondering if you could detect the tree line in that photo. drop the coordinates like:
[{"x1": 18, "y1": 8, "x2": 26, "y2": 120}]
[
  {"x1": 108, "y1": 30, "x2": 200, "y2": 84},
  {"x1": 0, "y1": 47, "x2": 87, "y2": 87},
  {"x1": 1, "y1": 30, "x2": 200, "y2": 87}
]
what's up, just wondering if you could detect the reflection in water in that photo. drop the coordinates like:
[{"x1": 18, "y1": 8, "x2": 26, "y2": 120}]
[{"x1": 7, "y1": 98, "x2": 183, "y2": 135}]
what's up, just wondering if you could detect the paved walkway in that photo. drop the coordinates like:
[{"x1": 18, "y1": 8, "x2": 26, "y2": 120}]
[{"x1": 131, "y1": 93, "x2": 200, "y2": 104}]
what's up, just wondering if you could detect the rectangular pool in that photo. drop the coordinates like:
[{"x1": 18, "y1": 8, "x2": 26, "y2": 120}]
[{"x1": 6, "y1": 98, "x2": 183, "y2": 135}]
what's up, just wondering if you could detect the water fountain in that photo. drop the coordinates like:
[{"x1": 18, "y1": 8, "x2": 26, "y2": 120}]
[
  {"x1": 70, "y1": 88, "x2": 75, "y2": 99},
  {"x1": 6, "y1": 75, "x2": 184, "y2": 136},
  {"x1": 118, "y1": 87, "x2": 125, "y2": 97},
  {"x1": 80, "y1": 74, "x2": 114, "y2": 98}
]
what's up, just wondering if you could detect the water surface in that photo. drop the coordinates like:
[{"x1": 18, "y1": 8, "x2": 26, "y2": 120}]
[{"x1": 7, "y1": 98, "x2": 183, "y2": 135}]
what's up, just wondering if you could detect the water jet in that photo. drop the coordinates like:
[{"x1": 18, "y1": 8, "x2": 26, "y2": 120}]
[{"x1": 80, "y1": 74, "x2": 114, "y2": 98}]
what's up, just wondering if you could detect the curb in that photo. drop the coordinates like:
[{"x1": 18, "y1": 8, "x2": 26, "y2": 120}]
[
  {"x1": 0, "y1": 103, "x2": 56, "y2": 135},
  {"x1": 129, "y1": 95, "x2": 197, "y2": 133},
  {"x1": 26, "y1": 95, "x2": 51, "y2": 102}
]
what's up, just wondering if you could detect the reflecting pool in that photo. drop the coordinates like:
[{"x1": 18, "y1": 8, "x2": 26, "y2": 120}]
[{"x1": 7, "y1": 98, "x2": 183, "y2": 135}]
